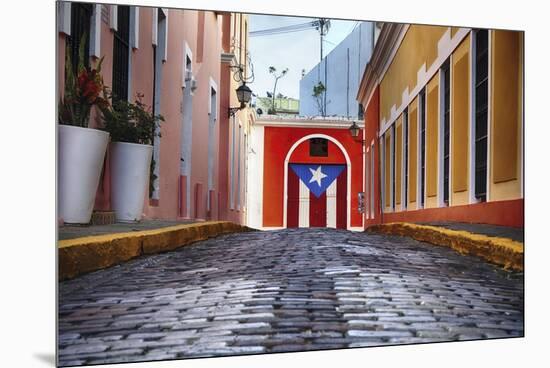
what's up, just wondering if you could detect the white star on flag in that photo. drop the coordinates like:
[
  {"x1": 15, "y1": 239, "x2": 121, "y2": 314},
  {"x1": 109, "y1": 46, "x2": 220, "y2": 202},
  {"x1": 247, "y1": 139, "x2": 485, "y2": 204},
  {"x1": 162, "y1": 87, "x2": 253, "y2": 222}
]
[{"x1": 309, "y1": 166, "x2": 327, "y2": 187}]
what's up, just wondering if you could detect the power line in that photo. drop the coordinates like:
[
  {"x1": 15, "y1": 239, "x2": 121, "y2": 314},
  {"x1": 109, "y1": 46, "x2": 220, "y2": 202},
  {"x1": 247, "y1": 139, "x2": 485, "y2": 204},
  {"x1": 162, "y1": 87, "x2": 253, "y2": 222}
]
[{"x1": 249, "y1": 21, "x2": 316, "y2": 37}]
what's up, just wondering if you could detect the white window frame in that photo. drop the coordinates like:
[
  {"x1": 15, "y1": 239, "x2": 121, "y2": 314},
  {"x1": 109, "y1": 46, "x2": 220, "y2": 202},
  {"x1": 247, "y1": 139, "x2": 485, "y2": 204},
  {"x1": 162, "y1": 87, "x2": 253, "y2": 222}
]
[
  {"x1": 229, "y1": 115, "x2": 236, "y2": 210},
  {"x1": 58, "y1": 2, "x2": 71, "y2": 35},
  {"x1": 401, "y1": 111, "x2": 407, "y2": 211},
  {"x1": 438, "y1": 66, "x2": 448, "y2": 208},
  {"x1": 182, "y1": 42, "x2": 193, "y2": 88},
  {"x1": 417, "y1": 93, "x2": 424, "y2": 208},
  {"x1": 370, "y1": 142, "x2": 375, "y2": 218},
  {"x1": 130, "y1": 7, "x2": 140, "y2": 50},
  {"x1": 110, "y1": 5, "x2": 118, "y2": 31},
  {"x1": 162, "y1": 9, "x2": 169, "y2": 62},
  {"x1": 469, "y1": 29, "x2": 492, "y2": 204},
  {"x1": 390, "y1": 126, "x2": 395, "y2": 211},
  {"x1": 89, "y1": 5, "x2": 102, "y2": 58},
  {"x1": 236, "y1": 121, "x2": 242, "y2": 211},
  {"x1": 152, "y1": 8, "x2": 158, "y2": 45}
]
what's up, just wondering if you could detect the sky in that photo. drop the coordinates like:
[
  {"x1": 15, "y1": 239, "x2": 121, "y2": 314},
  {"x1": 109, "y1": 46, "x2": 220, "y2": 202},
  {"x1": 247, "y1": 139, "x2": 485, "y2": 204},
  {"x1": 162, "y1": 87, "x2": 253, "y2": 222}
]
[{"x1": 247, "y1": 15, "x2": 361, "y2": 100}]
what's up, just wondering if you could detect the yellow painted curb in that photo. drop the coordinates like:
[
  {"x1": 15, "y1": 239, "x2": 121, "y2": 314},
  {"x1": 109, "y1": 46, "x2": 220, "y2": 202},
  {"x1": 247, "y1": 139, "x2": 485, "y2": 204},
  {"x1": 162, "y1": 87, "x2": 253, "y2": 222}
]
[
  {"x1": 58, "y1": 221, "x2": 254, "y2": 281},
  {"x1": 367, "y1": 222, "x2": 523, "y2": 271}
]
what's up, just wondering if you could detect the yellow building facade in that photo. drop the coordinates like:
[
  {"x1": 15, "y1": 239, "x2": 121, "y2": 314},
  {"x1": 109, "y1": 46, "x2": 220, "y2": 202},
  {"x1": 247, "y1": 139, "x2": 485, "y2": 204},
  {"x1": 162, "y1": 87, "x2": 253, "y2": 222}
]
[{"x1": 359, "y1": 24, "x2": 524, "y2": 227}]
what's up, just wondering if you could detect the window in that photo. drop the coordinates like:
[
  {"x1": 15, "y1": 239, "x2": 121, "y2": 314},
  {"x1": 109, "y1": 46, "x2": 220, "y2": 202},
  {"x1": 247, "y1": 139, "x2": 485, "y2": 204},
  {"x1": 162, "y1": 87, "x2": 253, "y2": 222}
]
[
  {"x1": 150, "y1": 9, "x2": 166, "y2": 200},
  {"x1": 442, "y1": 60, "x2": 451, "y2": 204},
  {"x1": 419, "y1": 89, "x2": 426, "y2": 208},
  {"x1": 310, "y1": 138, "x2": 328, "y2": 157},
  {"x1": 404, "y1": 108, "x2": 408, "y2": 207},
  {"x1": 380, "y1": 137, "x2": 385, "y2": 209},
  {"x1": 112, "y1": 5, "x2": 130, "y2": 102},
  {"x1": 370, "y1": 143, "x2": 375, "y2": 217},
  {"x1": 67, "y1": 3, "x2": 93, "y2": 73},
  {"x1": 391, "y1": 124, "x2": 396, "y2": 210},
  {"x1": 229, "y1": 116, "x2": 236, "y2": 210},
  {"x1": 236, "y1": 124, "x2": 242, "y2": 211},
  {"x1": 474, "y1": 29, "x2": 489, "y2": 201}
]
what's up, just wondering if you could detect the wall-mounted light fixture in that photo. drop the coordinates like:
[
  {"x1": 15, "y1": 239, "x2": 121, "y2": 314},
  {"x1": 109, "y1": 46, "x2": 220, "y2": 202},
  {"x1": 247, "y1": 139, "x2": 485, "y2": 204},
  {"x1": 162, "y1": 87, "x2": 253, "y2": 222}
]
[
  {"x1": 348, "y1": 121, "x2": 365, "y2": 145},
  {"x1": 228, "y1": 83, "x2": 253, "y2": 117}
]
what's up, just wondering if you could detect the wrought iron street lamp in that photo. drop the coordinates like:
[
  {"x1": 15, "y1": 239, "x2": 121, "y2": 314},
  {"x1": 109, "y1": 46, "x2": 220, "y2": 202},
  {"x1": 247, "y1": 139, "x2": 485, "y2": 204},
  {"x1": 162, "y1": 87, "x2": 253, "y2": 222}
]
[
  {"x1": 349, "y1": 121, "x2": 361, "y2": 138},
  {"x1": 229, "y1": 83, "x2": 253, "y2": 117}
]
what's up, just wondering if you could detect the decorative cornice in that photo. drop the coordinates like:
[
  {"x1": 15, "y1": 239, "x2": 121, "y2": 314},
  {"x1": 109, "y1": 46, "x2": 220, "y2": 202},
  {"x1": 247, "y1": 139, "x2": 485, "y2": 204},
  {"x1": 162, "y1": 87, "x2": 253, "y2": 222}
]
[{"x1": 254, "y1": 117, "x2": 364, "y2": 130}]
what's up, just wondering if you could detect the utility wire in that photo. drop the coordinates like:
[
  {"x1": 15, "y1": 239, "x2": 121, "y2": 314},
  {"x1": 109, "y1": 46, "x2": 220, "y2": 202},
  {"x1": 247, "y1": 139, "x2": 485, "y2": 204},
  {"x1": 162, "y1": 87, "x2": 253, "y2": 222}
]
[{"x1": 249, "y1": 21, "x2": 316, "y2": 36}]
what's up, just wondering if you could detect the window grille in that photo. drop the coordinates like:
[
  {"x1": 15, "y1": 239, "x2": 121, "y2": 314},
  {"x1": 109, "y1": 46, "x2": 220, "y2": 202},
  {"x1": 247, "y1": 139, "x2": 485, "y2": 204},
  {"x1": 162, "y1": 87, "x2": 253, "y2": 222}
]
[
  {"x1": 474, "y1": 29, "x2": 489, "y2": 201},
  {"x1": 442, "y1": 60, "x2": 451, "y2": 204},
  {"x1": 420, "y1": 89, "x2": 426, "y2": 207},
  {"x1": 67, "y1": 3, "x2": 93, "y2": 73},
  {"x1": 112, "y1": 5, "x2": 130, "y2": 103}
]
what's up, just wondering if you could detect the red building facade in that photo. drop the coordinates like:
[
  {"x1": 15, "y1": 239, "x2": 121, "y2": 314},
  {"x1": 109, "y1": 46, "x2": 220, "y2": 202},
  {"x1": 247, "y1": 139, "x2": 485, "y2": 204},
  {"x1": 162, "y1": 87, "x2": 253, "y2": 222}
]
[{"x1": 247, "y1": 118, "x2": 364, "y2": 231}]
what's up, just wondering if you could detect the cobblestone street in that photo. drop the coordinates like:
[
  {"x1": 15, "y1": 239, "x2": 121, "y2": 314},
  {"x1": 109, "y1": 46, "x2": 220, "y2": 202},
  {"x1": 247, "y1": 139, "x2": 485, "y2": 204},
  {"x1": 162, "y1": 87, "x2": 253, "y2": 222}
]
[{"x1": 58, "y1": 229, "x2": 524, "y2": 366}]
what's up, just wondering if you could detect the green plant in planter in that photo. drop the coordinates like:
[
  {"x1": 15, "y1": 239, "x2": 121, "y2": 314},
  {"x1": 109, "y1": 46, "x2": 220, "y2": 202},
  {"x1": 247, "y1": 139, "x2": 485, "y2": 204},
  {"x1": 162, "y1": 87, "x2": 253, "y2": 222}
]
[
  {"x1": 100, "y1": 92, "x2": 165, "y2": 196},
  {"x1": 101, "y1": 92, "x2": 165, "y2": 145},
  {"x1": 59, "y1": 33, "x2": 108, "y2": 127}
]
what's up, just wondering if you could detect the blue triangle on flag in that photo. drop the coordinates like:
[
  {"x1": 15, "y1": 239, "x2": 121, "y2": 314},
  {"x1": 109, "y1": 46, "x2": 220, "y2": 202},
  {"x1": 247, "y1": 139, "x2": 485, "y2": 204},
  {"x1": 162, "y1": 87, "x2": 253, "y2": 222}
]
[{"x1": 289, "y1": 164, "x2": 345, "y2": 198}]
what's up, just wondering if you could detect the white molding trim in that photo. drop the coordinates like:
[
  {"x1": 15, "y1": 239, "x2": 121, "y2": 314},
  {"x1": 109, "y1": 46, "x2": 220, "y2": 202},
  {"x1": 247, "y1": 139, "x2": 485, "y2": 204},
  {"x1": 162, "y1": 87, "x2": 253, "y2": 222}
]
[
  {"x1": 282, "y1": 134, "x2": 352, "y2": 230},
  {"x1": 486, "y1": 33, "x2": 495, "y2": 201},
  {"x1": 349, "y1": 227, "x2": 364, "y2": 232},
  {"x1": 110, "y1": 5, "x2": 118, "y2": 31},
  {"x1": 58, "y1": 2, "x2": 71, "y2": 35},
  {"x1": 255, "y1": 119, "x2": 363, "y2": 130},
  {"x1": 370, "y1": 142, "x2": 375, "y2": 218},
  {"x1": 417, "y1": 94, "x2": 423, "y2": 208},
  {"x1": 378, "y1": 27, "x2": 470, "y2": 138},
  {"x1": 89, "y1": 4, "x2": 102, "y2": 58},
  {"x1": 390, "y1": 126, "x2": 395, "y2": 211},
  {"x1": 380, "y1": 135, "x2": 385, "y2": 211},
  {"x1": 520, "y1": 35, "x2": 524, "y2": 198},
  {"x1": 130, "y1": 7, "x2": 140, "y2": 49},
  {"x1": 152, "y1": 8, "x2": 158, "y2": 46},
  {"x1": 361, "y1": 126, "x2": 366, "y2": 228},
  {"x1": 438, "y1": 68, "x2": 446, "y2": 208},
  {"x1": 469, "y1": 32, "x2": 477, "y2": 204},
  {"x1": 182, "y1": 42, "x2": 193, "y2": 88},
  {"x1": 256, "y1": 227, "x2": 286, "y2": 231},
  {"x1": 162, "y1": 9, "x2": 169, "y2": 62},
  {"x1": 209, "y1": 77, "x2": 218, "y2": 115}
]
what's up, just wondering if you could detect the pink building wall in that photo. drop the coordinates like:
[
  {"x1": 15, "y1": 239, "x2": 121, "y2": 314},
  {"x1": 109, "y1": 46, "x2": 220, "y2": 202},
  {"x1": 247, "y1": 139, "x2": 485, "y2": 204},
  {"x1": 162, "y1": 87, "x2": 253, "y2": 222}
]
[{"x1": 57, "y1": 4, "x2": 245, "y2": 224}]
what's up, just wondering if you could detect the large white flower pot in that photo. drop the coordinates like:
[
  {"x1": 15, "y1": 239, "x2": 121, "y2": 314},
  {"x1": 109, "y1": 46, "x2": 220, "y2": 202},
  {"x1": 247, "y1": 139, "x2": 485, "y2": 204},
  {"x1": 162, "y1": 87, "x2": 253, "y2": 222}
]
[
  {"x1": 58, "y1": 125, "x2": 110, "y2": 224},
  {"x1": 111, "y1": 142, "x2": 153, "y2": 223}
]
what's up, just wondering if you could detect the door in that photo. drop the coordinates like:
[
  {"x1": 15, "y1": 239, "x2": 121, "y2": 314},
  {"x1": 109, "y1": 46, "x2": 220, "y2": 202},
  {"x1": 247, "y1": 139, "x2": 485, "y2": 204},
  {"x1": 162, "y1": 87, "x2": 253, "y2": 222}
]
[{"x1": 286, "y1": 163, "x2": 347, "y2": 229}]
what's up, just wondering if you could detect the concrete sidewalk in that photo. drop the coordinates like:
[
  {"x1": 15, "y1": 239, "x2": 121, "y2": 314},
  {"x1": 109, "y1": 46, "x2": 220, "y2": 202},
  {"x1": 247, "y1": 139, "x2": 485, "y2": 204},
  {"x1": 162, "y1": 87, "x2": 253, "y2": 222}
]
[
  {"x1": 58, "y1": 220, "x2": 253, "y2": 281},
  {"x1": 367, "y1": 222, "x2": 523, "y2": 271},
  {"x1": 59, "y1": 220, "x2": 199, "y2": 240},
  {"x1": 420, "y1": 222, "x2": 524, "y2": 243}
]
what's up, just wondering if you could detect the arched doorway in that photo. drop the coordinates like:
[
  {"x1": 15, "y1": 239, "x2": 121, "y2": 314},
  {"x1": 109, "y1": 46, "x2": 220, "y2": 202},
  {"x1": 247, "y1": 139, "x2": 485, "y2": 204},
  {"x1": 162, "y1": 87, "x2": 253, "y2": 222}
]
[{"x1": 283, "y1": 134, "x2": 351, "y2": 229}]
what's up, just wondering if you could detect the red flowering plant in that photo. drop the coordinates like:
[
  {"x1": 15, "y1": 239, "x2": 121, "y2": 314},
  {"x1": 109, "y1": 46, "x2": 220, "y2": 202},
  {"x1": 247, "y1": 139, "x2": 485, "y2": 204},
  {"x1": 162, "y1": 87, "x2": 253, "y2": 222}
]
[{"x1": 58, "y1": 33, "x2": 109, "y2": 127}]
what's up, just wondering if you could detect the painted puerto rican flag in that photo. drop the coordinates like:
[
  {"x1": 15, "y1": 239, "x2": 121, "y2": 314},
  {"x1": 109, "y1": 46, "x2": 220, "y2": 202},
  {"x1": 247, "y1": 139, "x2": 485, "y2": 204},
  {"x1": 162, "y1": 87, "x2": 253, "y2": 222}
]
[{"x1": 287, "y1": 164, "x2": 347, "y2": 229}]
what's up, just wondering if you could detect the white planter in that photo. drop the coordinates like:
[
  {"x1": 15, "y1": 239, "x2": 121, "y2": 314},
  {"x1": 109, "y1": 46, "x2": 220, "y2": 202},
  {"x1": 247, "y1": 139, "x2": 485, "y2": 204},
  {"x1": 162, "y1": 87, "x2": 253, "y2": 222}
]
[
  {"x1": 111, "y1": 142, "x2": 153, "y2": 223},
  {"x1": 58, "y1": 124, "x2": 110, "y2": 224}
]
